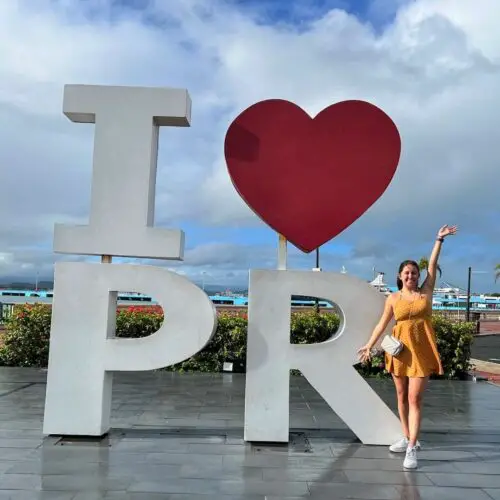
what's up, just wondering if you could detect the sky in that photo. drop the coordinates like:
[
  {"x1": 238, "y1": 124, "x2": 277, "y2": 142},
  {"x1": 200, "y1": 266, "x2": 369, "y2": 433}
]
[{"x1": 0, "y1": 0, "x2": 499, "y2": 293}]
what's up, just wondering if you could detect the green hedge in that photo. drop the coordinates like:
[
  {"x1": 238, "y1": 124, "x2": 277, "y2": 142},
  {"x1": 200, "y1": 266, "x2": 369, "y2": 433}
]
[{"x1": 0, "y1": 303, "x2": 474, "y2": 379}]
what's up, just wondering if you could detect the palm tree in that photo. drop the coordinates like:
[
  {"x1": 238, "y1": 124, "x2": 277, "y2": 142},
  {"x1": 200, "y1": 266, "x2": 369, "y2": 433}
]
[
  {"x1": 495, "y1": 264, "x2": 500, "y2": 283},
  {"x1": 418, "y1": 257, "x2": 442, "y2": 277}
]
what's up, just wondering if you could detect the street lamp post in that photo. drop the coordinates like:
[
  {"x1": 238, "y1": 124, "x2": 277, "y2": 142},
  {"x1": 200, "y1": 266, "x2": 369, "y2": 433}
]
[
  {"x1": 314, "y1": 247, "x2": 320, "y2": 312},
  {"x1": 466, "y1": 266, "x2": 471, "y2": 322},
  {"x1": 466, "y1": 268, "x2": 488, "y2": 323}
]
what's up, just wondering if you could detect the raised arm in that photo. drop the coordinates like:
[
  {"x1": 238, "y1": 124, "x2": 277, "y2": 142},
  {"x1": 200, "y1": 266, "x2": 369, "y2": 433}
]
[{"x1": 421, "y1": 224, "x2": 458, "y2": 293}]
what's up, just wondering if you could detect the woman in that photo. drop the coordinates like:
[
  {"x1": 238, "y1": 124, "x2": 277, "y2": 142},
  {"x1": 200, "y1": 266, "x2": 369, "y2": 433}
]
[{"x1": 358, "y1": 224, "x2": 457, "y2": 470}]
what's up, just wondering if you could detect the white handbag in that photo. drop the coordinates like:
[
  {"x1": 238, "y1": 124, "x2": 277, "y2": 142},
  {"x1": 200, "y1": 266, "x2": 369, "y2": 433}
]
[{"x1": 381, "y1": 335, "x2": 403, "y2": 356}]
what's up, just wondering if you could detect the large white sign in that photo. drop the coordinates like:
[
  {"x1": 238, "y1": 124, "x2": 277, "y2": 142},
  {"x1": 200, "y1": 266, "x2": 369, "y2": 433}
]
[
  {"x1": 245, "y1": 269, "x2": 401, "y2": 445},
  {"x1": 42, "y1": 84, "x2": 401, "y2": 445}
]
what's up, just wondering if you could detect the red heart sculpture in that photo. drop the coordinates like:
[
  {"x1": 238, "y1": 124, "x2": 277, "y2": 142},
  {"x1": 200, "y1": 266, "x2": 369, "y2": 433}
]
[{"x1": 224, "y1": 99, "x2": 401, "y2": 253}]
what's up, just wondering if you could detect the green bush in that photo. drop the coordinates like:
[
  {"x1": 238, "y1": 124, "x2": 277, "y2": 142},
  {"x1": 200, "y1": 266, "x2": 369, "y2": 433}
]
[
  {"x1": 168, "y1": 311, "x2": 249, "y2": 373},
  {"x1": 116, "y1": 306, "x2": 164, "y2": 338},
  {"x1": 433, "y1": 314, "x2": 475, "y2": 379},
  {"x1": 164, "y1": 310, "x2": 340, "y2": 373},
  {"x1": 0, "y1": 304, "x2": 52, "y2": 367},
  {"x1": 0, "y1": 305, "x2": 473, "y2": 380},
  {"x1": 290, "y1": 311, "x2": 340, "y2": 344}
]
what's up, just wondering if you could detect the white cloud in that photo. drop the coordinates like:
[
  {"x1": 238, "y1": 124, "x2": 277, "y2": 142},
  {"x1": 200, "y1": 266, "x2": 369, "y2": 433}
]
[{"x1": 0, "y1": 0, "x2": 498, "y2": 291}]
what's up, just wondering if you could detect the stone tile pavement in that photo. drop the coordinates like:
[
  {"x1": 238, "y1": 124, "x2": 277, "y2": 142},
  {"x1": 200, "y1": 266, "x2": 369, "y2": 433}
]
[{"x1": 0, "y1": 368, "x2": 500, "y2": 499}]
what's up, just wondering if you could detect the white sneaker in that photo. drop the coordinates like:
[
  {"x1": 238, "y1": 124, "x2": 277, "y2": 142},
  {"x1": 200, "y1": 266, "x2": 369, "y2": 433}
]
[
  {"x1": 403, "y1": 445, "x2": 418, "y2": 469},
  {"x1": 389, "y1": 437, "x2": 421, "y2": 453}
]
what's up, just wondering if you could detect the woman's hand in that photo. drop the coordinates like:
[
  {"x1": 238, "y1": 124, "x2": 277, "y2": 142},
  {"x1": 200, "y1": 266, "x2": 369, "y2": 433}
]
[
  {"x1": 437, "y1": 224, "x2": 458, "y2": 239},
  {"x1": 357, "y1": 345, "x2": 372, "y2": 364}
]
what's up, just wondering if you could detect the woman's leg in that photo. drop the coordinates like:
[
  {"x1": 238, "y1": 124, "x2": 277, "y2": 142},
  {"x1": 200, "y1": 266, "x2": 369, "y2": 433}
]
[
  {"x1": 408, "y1": 376, "x2": 428, "y2": 447},
  {"x1": 392, "y1": 374, "x2": 409, "y2": 437}
]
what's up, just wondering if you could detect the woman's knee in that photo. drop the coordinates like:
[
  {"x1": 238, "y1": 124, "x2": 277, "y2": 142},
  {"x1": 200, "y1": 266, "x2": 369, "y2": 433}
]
[
  {"x1": 396, "y1": 386, "x2": 408, "y2": 402},
  {"x1": 393, "y1": 377, "x2": 408, "y2": 402},
  {"x1": 408, "y1": 377, "x2": 428, "y2": 408},
  {"x1": 408, "y1": 389, "x2": 424, "y2": 408}
]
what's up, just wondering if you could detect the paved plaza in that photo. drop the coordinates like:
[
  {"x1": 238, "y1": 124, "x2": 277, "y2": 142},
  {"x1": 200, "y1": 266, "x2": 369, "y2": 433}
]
[{"x1": 0, "y1": 368, "x2": 499, "y2": 499}]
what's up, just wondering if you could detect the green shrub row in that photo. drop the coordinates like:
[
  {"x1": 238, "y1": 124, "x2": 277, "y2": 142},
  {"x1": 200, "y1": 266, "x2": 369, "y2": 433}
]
[{"x1": 0, "y1": 303, "x2": 474, "y2": 379}]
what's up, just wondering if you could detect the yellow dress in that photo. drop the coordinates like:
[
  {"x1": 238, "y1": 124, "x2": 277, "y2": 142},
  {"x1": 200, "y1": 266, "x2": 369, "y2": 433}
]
[{"x1": 385, "y1": 293, "x2": 443, "y2": 378}]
